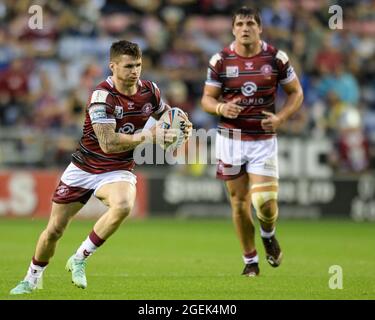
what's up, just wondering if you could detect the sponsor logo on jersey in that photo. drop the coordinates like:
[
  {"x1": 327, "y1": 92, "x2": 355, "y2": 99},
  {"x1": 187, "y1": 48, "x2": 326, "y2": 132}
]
[
  {"x1": 142, "y1": 103, "x2": 153, "y2": 115},
  {"x1": 245, "y1": 62, "x2": 254, "y2": 70},
  {"x1": 89, "y1": 105, "x2": 107, "y2": 122},
  {"x1": 260, "y1": 64, "x2": 272, "y2": 75},
  {"x1": 127, "y1": 102, "x2": 135, "y2": 109},
  {"x1": 226, "y1": 66, "x2": 239, "y2": 77},
  {"x1": 241, "y1": 81, "x2": 258, "y2": 97},
  {"x1": 240, "y1": 97, "x2": 264, "y2": 105},
  {"x1": 114, "y1": 106, "x2": 123, "y2": 119},
  {"x1": 119, "y1": 123, "x2": 135, "y2": 134}
]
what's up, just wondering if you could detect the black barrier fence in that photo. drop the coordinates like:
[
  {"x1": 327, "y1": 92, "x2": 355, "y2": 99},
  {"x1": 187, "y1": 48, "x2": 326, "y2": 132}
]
[{"x1": 147, "y1": 172, "x2": 375, "y2": 221}]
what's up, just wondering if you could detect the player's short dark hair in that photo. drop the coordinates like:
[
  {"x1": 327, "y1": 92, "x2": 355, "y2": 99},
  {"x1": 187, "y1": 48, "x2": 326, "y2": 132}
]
[
  {"x1": 232, "y1": 6, "x2": 262, "y2": 27},
  {"x1": 110, "y1": 40, "x2": 142, "y2": 61}
]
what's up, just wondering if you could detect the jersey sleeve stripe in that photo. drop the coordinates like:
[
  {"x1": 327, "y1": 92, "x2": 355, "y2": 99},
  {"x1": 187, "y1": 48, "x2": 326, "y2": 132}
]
[
  {"x1": 205, "y1": 80, "x2": 222, "y2": 88},
  {"x1": 154, "y1": 99, "x2": 166, "y2": 114},
  {"x1": 151, "y1": 81, "x2": 160, "y2": 94},
  {"x1": 208, "y1": 65, "x2": 219, "y2": 72},
  {"x1": 88, "y1": 102, "x2": 114, "y2": 109},
  {"x1": 91, "y1": 118, "x2": 116, "y2": 124},
  {"x1": 279, "y1": 71, "x2": 297, "y2": 85}
]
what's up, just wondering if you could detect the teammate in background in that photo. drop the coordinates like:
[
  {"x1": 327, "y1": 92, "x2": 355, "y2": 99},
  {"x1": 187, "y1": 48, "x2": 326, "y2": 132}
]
[
  {"x1": 10, "y1": 40, "x2": 192, "y2": 294},
  {"x1": 201, "y1": 6, "x2": 303, "y2": 276}
]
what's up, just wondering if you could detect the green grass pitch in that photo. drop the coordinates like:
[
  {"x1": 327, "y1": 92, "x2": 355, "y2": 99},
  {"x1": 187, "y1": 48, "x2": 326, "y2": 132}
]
[{"x1": 1, "y1": 218, "x2": 374, "y2": 300}]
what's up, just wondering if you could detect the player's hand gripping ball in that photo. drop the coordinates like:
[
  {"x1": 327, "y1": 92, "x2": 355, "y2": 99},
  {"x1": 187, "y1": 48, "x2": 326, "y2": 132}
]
[{"x1": 158, "y1": 107, "x2": 192, "y2": 151}]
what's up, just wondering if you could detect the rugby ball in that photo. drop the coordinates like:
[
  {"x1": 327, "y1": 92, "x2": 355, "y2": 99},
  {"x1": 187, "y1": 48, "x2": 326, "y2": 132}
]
[{"x1": 158, "y1": 107, "x2": 189, "y2": 151}]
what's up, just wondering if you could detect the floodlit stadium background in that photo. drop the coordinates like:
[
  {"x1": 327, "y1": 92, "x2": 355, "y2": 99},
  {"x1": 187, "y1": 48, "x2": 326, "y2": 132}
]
[{"x1": 0, "y1": 0, "x2": 374, "y2": 220}]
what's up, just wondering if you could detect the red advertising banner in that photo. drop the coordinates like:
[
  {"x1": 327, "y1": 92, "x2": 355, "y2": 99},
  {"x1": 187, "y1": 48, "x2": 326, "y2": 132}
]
[{"x1": 0, "y1": 170, "x2": 148, "y2": 218}]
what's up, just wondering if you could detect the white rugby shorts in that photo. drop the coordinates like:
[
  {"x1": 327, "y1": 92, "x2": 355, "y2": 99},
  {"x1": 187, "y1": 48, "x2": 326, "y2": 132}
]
[
  {"x1": 216, "y1": 133, "x2": 279, "y2": 180},
  {"x1": 52, "y1": 163, "x2": 137, "y2": 204}
]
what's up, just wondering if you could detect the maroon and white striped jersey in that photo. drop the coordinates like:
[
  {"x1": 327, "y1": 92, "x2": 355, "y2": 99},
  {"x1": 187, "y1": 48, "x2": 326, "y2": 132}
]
[
  {"x1": 206, "y1": 41, "x2": 296, "y2": 140},
  {"x1": 71, "y1": 76, "x2": 166, "y2": 173}
]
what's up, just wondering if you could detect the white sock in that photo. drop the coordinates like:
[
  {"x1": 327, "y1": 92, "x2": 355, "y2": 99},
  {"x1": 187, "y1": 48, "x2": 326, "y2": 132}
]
[
  {"x1": 24, "y1": 262, "x2": 46, "y2": 286},
  {"x1": 260, "y1": 227, "x2": 275, "y2": 239},
  {"x1": 74, "y1": 236, "x2": 99, "y2": 260},
  {"x1": 243, "y1": 252, "x2": 259, "y2": 265}
]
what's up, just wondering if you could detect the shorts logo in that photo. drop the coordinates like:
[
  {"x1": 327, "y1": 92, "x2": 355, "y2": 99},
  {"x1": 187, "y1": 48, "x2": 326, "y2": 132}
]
[
  {"x1": 142, "y1": 103, "x2": 153, "y2": 115},
  {"x1": 260, "y1": 64, "x2": 272, "y2": 75},
  {"x1": 226, "y1": 66, "x2": 239, "y2": 78},
  {"x1": 114, "y1": 106, "x2": 123, "y2": 119},
  {"x1": 241, "y1": 81, "x2": 257, "y2": 97},
  {"x1": 264, "y1": 158, "x2": 276, "y2": 170},
  {"x1": 217, "y1": 160, "x2": 242, "y2": 176},
  {"x1": 119, "y1": 123, "x2": 135, "y2": 134},
  {"x1": 56, "y1": 185, "x2": 69, "y2": 196}
]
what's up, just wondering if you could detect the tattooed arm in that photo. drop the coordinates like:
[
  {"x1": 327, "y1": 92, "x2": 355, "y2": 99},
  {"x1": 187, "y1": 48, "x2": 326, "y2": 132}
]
[
  {"x1": 93, "y1": 123, "x2": 147, "y2": 154},
  {"x1": 93, "y1": 122, "x2": 178, "y2": 154}
]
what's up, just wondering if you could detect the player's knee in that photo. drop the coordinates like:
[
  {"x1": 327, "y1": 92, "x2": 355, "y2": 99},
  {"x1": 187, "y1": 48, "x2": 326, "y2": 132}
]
[
  {"x1": 258, "y1": 199, "x2": 278, "y2": 224},
  {"x1": 230, "y1": 196, "x2": 250, "y2": 214},
  {"x1": 110, "y1": 198, "x2": 134, "y2": 218},
  {"x1": 260, "y1": 200, "x2": 277, "y2": 214},
  {"x1": 251, "y1": 182, "x2": 279, "y2": 224},
  {"x1": 46, "y1": 224, "x2": 65, "y2": 241}
]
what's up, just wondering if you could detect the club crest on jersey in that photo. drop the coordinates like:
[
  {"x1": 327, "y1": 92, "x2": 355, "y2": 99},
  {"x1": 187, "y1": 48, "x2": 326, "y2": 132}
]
[
  {"x1": 241, "y1": 81, "x2": 258, "y2": 97},
  {"x1": 261, "y1": 64, "x2": 272, "y2": 75},
  {"x1": 114, "y1": 106, "x2": 123, "y2": 119},
  {"x1": 56, "y1": 185, "x2": 69, "y2": 196},
  {"x1": 226, "y1": 66, "x2": 239, "y2": 78},
  {"x1": 217, "y1": 161, "x2": 224, "y2": 173},
  {"x1": 142, "y1": 103, "x2": 153, "y2": 115}
]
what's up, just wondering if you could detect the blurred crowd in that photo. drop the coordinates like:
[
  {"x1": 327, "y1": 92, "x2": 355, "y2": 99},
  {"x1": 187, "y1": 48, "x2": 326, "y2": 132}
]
[{"x1": 0, "y1": 0, "x2": 374, "y2": 173}]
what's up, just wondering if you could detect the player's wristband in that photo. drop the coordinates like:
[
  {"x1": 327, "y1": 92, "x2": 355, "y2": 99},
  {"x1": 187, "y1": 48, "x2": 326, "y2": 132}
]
[{"x1": 216, "y1": 103, "x2": 224, "y2": 115}]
